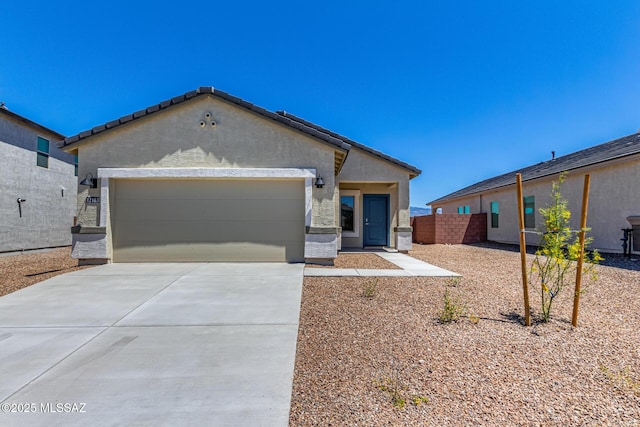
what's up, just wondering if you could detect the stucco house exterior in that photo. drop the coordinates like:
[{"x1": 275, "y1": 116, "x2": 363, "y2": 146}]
[
  {"x1": 429, "y1": 132, "x2": 640, "y2": 253},
  {"x1": 0, "y1": 105, "x2": 77, "y2": 252},
  {"x1": 60, "y1": 87, "x2": 420, "y2": 264}
]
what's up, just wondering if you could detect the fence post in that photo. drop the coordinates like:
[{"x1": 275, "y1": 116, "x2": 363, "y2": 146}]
[
  {"x1": 572, "y1": 174, "x2": 591, "y2": 327},
  {"x1": 516, "y1": 173, "x2": 531, "y2": 326}
]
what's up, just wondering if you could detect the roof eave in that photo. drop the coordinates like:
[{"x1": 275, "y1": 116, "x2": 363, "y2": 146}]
[
  {"x1": 59, "y1": 87, "x2": 353, "y2": 155},
  {"x1": 0, "y1": 108, "x2": 65, "y2": 140}
]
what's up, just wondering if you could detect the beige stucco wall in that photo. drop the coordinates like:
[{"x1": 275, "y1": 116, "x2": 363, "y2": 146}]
[
  {"x1": 339, "y1": 183, "x2": 399, "y2": 248},
  {"x1": 74, "y1": 95, "x2": 337, "y2": 230},
  {"x1": 338, "y1": 148, "x2": 412, "y2": 248},
  {"x1": 432, "y1": 156, "x2": 640, "y2": 252}
]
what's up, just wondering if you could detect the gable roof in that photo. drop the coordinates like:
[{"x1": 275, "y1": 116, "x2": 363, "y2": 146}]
[
  {"x1": 276, "y1": 111, "x2": 421, "y2": 178},
  {"x1": 59, "y1": 87, "x2": 353, "y2": 155},
  {"x1": 0, "y1": 106, "x2": 65, "y2": 140},
  {"x1": 429, "y1": 132, "x2": 640, "y2": 205}
]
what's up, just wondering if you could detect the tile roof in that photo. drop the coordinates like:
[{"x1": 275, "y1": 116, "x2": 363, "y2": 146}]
[
  {"x1": 429, "y1": 132, "x2": 640, "y2": 205},
  {"x1": 276, "y1": 111, "x2": 421, "y2": 177},
  {"x1": 60, "y1": 87, "x2": 352, "y2": 153},
  {"x1": 0, "y1": 106, "x2": 65, "y2": 139}
]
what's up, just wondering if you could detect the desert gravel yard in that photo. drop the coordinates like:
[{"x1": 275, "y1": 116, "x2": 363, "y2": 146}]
[
  {"x1": 0, "y1": 247, "x2": 93, "y2": 297},
  {"x1": 306, "y1": 252, "x2": 401, "y2": 269},
  {"x1": 290, "y1": 244, "x2": 640, "y2": 426},
  {"x1": 2, "y1": 245, "x2": 639, "y2": 425}
]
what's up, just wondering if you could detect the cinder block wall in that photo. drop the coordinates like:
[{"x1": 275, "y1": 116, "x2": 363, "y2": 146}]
[{"x1": 412, "y1": 214, "x2": 487, "y2": 244}]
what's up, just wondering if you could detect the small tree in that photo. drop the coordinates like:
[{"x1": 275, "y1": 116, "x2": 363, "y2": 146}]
[{"x1": 529, "y1": 173, "x2": 602, "y2": 322}]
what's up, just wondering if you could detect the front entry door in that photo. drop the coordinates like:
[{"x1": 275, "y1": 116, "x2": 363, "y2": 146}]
[{"x1": 363, "y1": 194, "x2": 389, "y2": 246}]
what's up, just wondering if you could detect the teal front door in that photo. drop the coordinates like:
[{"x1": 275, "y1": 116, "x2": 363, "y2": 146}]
[{"x1": 363, "y1": 195, "x2": 389, "y2": 246}]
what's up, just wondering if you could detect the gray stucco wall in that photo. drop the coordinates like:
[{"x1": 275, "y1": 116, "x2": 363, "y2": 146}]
[
  {"x1": 432, "y1": 157, "x2": 640, "y2": 253},
  {"x1": 0, "y1": 114, "x2": 76, "y2": 252}
]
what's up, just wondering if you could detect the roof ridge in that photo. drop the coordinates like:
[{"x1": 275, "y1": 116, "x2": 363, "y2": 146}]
[
  {"x1": 60, "y1": 87, "x2": 351, "y2": 153},
  {"x1": 0, "y1": 107, "x2": 65, "y2": 140},
  {"x1": 276, "y1": 111, "x2": 421, "y2": 176},
  {"x1": 428, "y1": 132, "x2": 640, "y2": 205}
]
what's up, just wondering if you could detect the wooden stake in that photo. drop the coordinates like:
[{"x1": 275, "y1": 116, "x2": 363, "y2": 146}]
[
  {"x1": 516, "y1": 173, "x2": 531, "y2": 326},
  {"x1": 572, "y1": 174, "x2": 591, "y2": 327}
]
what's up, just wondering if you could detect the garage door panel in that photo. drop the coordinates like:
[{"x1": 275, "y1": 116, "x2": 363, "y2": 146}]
[
  {"x1": 115, "y1": 198, "x2": 302, "y2": 222},
  {"x1": 116, "y1": 179, "x2": 303, "y2": 200},
  {"x1": 115, "y1": 220, "x2": 303, "y2": 243},
  {"x1": 112, "y1": 179, "x2": 305, "y2": 262},
  {"x1": 113, "y1": 241, "x2": 306, "y2": 263}
]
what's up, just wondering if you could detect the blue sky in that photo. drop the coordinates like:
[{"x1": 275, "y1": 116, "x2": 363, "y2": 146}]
[{"x1": 2, "y1": 1, "x2": 639, "y2": 206}]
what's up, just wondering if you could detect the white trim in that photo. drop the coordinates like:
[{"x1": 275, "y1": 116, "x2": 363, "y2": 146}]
[
  {"x1": 99, "y1": 177, "x2": 109, "y2": 227},
  {"x1": 340, "y1": 190, "x2": 360, "y2": 237},
  {"x1": 97, "y1": 167, "x2": 316, "y2": 179},
  {"x1": 96, "y1": 167, "x2": 317, "y2": 259},
  {"x1": 304, "y1": 178, "x2": 312, "y2": 227}
]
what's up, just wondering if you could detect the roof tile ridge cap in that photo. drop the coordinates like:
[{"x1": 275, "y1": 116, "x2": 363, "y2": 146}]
[{"x1": 279, "y1": 110, "x2": 420, "y2": 172}]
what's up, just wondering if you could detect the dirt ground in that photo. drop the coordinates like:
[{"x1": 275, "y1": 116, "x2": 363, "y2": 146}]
[
  {"x1": 290, "y1": 243, "x2": 640, "y2": 426},
  {"x1": 2, "y1": 244, "x2": 638, "y2": 425},
  {"x1": 0, "y1": 247, "x2": 93, "y2": 297}
]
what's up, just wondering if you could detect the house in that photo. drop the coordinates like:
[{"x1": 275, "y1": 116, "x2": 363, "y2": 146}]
[
  {"x1": 59, "y1": 87, "x2": 421, "y2": 264},
  {"x1": 428, "y1": 132, "x2": 640, "y2": 253},
  {"x1": 0, "y1": 104, "x2": 77, "y2": 253}
]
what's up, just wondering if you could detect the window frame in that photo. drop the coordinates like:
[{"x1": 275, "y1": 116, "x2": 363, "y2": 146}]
[
  {"x1": 490, "y1": 201, "x2": 499, "y2": 228},
  {"x1": 74, "y1": 154, "x2": 78, "y2": 176},
  {"x1": 340, "y1": 190, "x2": 360, "y2": 237},
  {"x1": 524, "y1": 195, "x2": 535, "y2": 228},
  {"x1": 457, "y1": 206, "x2": 463, "y2": 214},
  {"x1": 463, "y1": 205, "x2": 470, "y2": 214},
  {"x1": 36, "y1": 136, "x2": 49, "y2": 168}
]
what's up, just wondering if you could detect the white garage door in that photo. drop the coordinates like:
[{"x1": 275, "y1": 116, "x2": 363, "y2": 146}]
[{"x1": 111, "y1": 179, "x2": 305, "y2": 262}]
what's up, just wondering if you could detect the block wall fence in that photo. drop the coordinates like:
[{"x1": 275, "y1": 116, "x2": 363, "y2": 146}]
[{"x1": 412, "y1": 214, "x2": 487, "y2": 244}]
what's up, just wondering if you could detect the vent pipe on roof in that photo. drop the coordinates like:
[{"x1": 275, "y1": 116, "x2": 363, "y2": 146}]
[
  {"x1": 551, "y1": 150, "x2": 556, "y2": 160},
  {"x1": 0, "y1": 102, "x2": 7, "y2": 110}
]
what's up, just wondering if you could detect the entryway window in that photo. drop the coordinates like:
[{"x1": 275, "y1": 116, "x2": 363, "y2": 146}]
[{"x1": 340, "y1": 190, "x2": 360, "y2": 237}]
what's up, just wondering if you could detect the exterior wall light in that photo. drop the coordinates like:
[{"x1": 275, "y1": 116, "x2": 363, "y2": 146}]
[
  {"x1": 80, "y1": 172, "x2": 98, "y2": 188},
  {"x1": 315, "y1": 176, "x2": 325, "y2": 188}
]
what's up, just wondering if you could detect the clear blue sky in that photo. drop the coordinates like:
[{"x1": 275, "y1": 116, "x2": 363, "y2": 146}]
[{"x1": 2, "y1": 1, "x2": 639, "y2": 206}]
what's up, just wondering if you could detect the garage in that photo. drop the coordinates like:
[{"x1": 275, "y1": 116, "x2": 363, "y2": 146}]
[{"x1": 111, "y1": 179, "x2": 305, "y2": 262}]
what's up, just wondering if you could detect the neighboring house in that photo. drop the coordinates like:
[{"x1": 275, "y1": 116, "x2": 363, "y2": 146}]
[
  {"x1": 429, "y1": 132, "x2": 640, "y2": 253},
  {"x1": 0, "y1": 105, "x2": 77, "y2": 253},
  {"x1": 59, "y1": 87, "x2": 420, "y2": 264}
]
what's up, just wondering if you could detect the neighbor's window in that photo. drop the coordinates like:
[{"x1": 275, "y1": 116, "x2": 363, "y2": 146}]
[
  {"x1": 490, "y1": 201, "x2": 499, "y2": 228},
  {"x1": 457, "y1": 206, "x2": 463, "y2": 214},
  {"x1": 524, "y1": 196, "x2": 535, "y2": 228},
  {"x1": 37, "y1": 136, "x2": 49, "y2": 168},
  {"x1": 463, "y1": 205, "x2": 470, "y2": 214},
  {"x1": 341, "y1": 196, "x2": 355, "y2": 232},
  {"x1": 74, "y1": 154, "x2": 78, "y2": 176}
]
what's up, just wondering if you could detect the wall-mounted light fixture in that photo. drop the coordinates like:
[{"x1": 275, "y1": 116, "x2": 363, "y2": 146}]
[
  {"x1": 17, "y1": 198, "x2": 26, "y2": 218},
  {"x1": 315, "y1": 176, "x2": 325, "y2": 188},
  {"x1": 79, "y1": 172, "x2": 98, "y2": 188}
]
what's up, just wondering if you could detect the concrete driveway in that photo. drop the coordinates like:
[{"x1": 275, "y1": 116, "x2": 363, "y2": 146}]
[{"x1": 0, "y1": 263, "x2": 304, "y2": 427}]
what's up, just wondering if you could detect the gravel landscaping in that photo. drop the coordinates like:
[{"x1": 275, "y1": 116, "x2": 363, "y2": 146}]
[
  {"x1": 306, "y1": 252, "x2": 401, "y2": 269},
  {"x1": 2, "y1": 244, "x2": 638, "y2": 425},
  {"x1": 0, "y1": 247, "x2": 93, "y2": 297},
  {"x1": 290, "y1": 243, "x2": 640, "y2": 426}
]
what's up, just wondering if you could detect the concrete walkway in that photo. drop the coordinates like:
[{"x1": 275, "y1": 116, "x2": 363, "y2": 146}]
[
  {"x1": 304, "y1": 252, "x2": 459, "y2": 277},
  {"x1": 0, "y1": 263, "x2": 303, "y2": 427}
]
